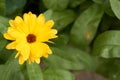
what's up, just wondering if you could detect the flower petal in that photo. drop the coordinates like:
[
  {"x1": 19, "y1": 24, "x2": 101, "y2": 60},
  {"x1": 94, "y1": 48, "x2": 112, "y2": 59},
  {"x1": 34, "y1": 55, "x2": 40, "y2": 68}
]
[
  {"x1": 35, "y1": 58, "x2": 40, "y2": 64},
  {"x1": 28, "y1": 12, "x2": 37, "y2": 33},
  {"x1": 33, "y1": 14, "x2": 45, "y2": 34},
  {"x1": 44, "y1": 20, "x2": 54, "y2": 28},
  {"x1": 9, "y1": 17, "x2": 25, "y2": 33},
  {"x1": 48, "y1": 29, "x2": 58, "y2": 39},
  {"x1": 30, "y1": 42, "x2": 43, "y2": 58},
  {"x1": 7, "y1": 27, "x2": 26, "y2": 40},
  {"x1": 37, "y1": 14, "x2": 45, "y2": 25},
  {"x1": 29, "y1": 55, "x2": 34, "y2": 63},
  {"x1": 39, "y1": 43, "x2": 52, "y2": 54},
  {"x1": 23, "y1": 13, "x2": 31, "y2": 33},
  {"x1": 16, "y1": 42, "x2": 30, "y2": 60},
  {"x1": 6, "y1": 41, "x2": 17, "y2": 49},
  {"x1": 36, "y1": 29, "x2": 57, "y2": 42},
  {"x1": 4, "y1": 33, "x2": 15, "y2": 40},
  {"x1": 30, "y1": 42, "x2": 52, "y2": 58},
  {"x1": 19, "y1": 55, "x2": 25, "y2": 64},
  {"x1": 15, "y1": 52, "x2": 20, "y2": 58}
]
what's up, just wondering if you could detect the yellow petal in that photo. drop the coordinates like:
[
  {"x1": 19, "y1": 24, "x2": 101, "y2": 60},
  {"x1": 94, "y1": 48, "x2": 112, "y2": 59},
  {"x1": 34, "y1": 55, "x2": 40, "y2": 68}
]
[
  {"x1": 43, "y1": 54, "x2": 48, "y2": 58},
  {"x1": 4, "y1": 33, "x2": 15, "y2": 40},
  {"x1": 37, "y1": 14, "x2": 45, "y2": 25},
  {"x1": 23, "y1": 13, "x2": 30, "y2": 24},
  {"x1": 35, "y1": 58, "x2": 40, "y2": 64},
  {"x1": 44, "y1": 20, "x2": 54, "y2": 28},
  {"x1": 34, "y1": 14, "x2": 45, "y2": 34},
  {"x1": 29, "y1": 12, "x2": 37, "y2": 33},
  {"x1": 9, "y1": 20, "x2": 15, "y2": 27},
  {"x1": 15, "y1": 52, "x2": 20, "y2": 58},
  {"x1": 49, "y1": 29, "x2": 58, "y2": 39},
  {"x1": 30, "y1": 42, "x2": 43, "y2": 58},
  {"x1": 15, "y1": 16, "x2": 23, "y2": 23},
  {"x1": 6, "y1": 41, "x2": 17, "y2": 49},
  {"x1": 14, "y1": 16, "x2": 28, "y2": 33},
  {"x1": 47, "y1": 41, "x2": 54, "y2": 44},
  {"x1": 39, "y1": 43, "x2": 52, "y2": 54},
  {"x1": 23, "y1": 13, "x2": 31, "y2": 33},
  {"x1": 7, "y1": 27, "x2": 26, "y2": 39},
  {"x1": 36, "y1": 30, "x2": 57, "y2": 42},
  {"x1": 30, "y1": 42, "x2": 52, "y2": 58},
  {"x1": 16, "y1": 42, "x2": 30, "y2": 60},
  {"x1": 29, "y1": 55, "x2": 35, "y2": 63},
  {"x1": 9, "y1": 19, "x2": 24, "y2": 33},
  {"x1": 19, "y1": 55, "x2": 25, "y2": 64},
  {"x1": 28, "y1": 59, "x2": 31, "y2": 64}
]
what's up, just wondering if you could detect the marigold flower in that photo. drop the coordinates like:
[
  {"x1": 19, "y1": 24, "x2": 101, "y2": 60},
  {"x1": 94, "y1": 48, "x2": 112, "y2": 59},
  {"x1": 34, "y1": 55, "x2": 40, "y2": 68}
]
[{"x1": 4, "y1": 12, "x2": 57, "y2": 64}]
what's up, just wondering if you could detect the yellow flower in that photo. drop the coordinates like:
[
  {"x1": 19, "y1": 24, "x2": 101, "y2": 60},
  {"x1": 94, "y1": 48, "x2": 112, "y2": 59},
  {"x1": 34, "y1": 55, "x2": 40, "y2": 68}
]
[{"x1": 4, "y1": 12, "x2": 57, "y2": 64}]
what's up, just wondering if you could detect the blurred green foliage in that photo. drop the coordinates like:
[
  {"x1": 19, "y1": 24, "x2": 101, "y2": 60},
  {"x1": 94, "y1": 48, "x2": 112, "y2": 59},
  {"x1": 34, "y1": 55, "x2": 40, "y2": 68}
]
[{"x1": 0, "y1": 0, "x2": 120, "y2": 80}]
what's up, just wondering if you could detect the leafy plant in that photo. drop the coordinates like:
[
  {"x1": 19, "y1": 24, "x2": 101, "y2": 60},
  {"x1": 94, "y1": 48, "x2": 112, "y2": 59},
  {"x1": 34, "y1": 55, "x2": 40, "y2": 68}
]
[{"x1": 0, "y1": 0, "x2": 120, "y2": 80}]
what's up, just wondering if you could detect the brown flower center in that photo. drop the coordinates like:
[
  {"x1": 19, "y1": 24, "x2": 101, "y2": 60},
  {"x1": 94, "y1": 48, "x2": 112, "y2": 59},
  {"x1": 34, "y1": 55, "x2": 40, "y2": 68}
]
[{"x1": 27, "y1": 34, "x2": 36, "y2": 43}]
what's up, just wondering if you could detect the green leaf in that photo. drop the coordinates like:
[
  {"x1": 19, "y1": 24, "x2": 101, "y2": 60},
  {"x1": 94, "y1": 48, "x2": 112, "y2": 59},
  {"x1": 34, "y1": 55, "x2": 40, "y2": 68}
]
[
  {"x1": 0, "y1": 55, "x2": 21, "y2": 80},
  {"x1": 52, "y1": 10, "x2": 76, "y2": 31},
  {"x1": 93, "y1": 31, "x2": 120, "y2": 58},
  {"x1": 43, "y1": 69, "x2": 74, "y2": 80},
  {"x1": 53, "y1": 34, "x2": 69, "y2": 46},
  {"x1": 10, "y1": 71, "x2": 25, "y2": 80},
  {"x1": 93, "y1": 0, "x2": 115, "y2": 17},
  {"x1": 96, "y1": 58, "x2": 120, "y2": 80},
  {"x1": 44, "y1": 9, "x2": 53, "y2": 21},
  {"x1": 103, "y1": 0, "x2": 115, "y2": 17},
  {"x1": 27, "y1": 63, "x2": 43, "y2": 80},
  {"x1": 0, "y1": 47, "x2": 14, "y2": 63},
  {"x1": 0, "y1": 23, "x2": 7, "y2": 34},
  {"x1": 44, "y1": 46, "x2": 94, "y2": 70},
  {"x1": 99, "y1": 15, "x2": 112, "y2": 32},
  {"x1": 93, "y1": 0, "x2": 114, "y2": 16},
  {"x1": 0, "y1": 16, "x2": 9, "y2": 34},
  {"x1": 69, "y1": 0, "x2": 86, "y2": 8},
  {"x1": 0, "y1": 16, "x2": 9, "y2": 26},
  {"x1": 110, "y1": 0, "x2": 120, "y2": 20},
  {"x1": 0, "y1": 0, "x2": 5, "y2": 16},
  {"x1": 92, "y1": 0, "x2": 105, "y2": 4},
  {"x1": 70, "y1": 4, "x2": 103, "y2": 49},
  {"x1": 78, "y1": 1, "x2": 93, "y2": 14},
  {"x1": 43, "y1": 0, "x2": 69, "y2": 11},
  {"x1": 0, "y1": 33, "x2": 7, "y2": 51},
  {"x1": 5, "y1": 0, "x2": 26, "y2": 16},
  {"x1": 43, "y1": 10, "x2": 76, "y2": 31}
]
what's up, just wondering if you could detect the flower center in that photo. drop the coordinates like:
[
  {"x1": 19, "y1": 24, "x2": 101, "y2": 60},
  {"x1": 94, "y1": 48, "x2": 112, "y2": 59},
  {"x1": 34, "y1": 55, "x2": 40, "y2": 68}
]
[{"x1": 27, "y1": 34, "x2": 36, "y2": 43}]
